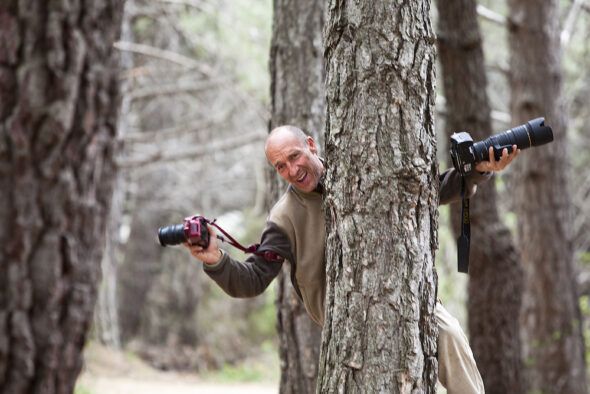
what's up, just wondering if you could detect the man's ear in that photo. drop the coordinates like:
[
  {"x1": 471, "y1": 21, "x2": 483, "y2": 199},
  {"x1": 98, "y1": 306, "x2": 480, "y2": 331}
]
[{"x1": 307, "y1": 136, "x2": 318, "y2": 154}]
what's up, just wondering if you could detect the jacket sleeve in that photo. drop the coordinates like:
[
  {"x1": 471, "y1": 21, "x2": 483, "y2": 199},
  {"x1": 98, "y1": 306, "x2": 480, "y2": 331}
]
[
  {"x1": 439, "y1": 168, "x2": 493, "y2": 206},
  {"x1": 202, "y1": 222, "x2": 293, "y2": 298}
]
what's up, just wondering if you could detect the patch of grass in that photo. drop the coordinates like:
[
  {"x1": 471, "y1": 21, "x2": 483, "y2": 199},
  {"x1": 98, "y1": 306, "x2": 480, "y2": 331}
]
[
  {"x1": 74, "y1": 384, "x2": 93, "y2": 394},
  {"x1": 202, "y1": 343, "x2": 280, "y2": 383},
  {"x1": 203, "y1": 362, "x2": 265, "y2": 383}
]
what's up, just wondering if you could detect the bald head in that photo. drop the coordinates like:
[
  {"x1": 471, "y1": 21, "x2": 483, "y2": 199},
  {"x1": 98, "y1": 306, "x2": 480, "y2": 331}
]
[
  {"x1": 265, "y1": 125, "x2": 308, "y2": 155},
  {"x1": 265, "y1": 125, "x2": 324, "y2": 193}
]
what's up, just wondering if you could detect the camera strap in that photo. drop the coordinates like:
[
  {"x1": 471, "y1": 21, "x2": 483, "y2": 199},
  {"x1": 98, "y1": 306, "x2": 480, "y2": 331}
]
[
  {"x1": 457, "y1": 177, "x2": 470, "y2": 273},
  {"x1": 206, "y1": 218, "x2": 284, "y2": 263}
]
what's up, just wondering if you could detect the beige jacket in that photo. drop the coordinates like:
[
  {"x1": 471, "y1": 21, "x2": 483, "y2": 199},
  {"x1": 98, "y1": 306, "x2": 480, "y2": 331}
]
[{"x1": 203, "y1": 168, "x2": 490, "y2": 326}]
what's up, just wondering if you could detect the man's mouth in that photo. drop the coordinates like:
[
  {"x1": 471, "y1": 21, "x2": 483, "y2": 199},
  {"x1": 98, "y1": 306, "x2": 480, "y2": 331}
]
[{"x1": 296, "y1": 172, "x2": 307, "y2": 183}]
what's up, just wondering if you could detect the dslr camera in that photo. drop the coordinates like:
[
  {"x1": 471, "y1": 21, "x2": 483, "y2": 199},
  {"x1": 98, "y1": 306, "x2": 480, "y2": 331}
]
[
  {"x1": 158, "y1": 215, "x2": 210, "y2": 248},
  {"x1": 450, "y1": 117, "x2": 553, "y2": 176}
]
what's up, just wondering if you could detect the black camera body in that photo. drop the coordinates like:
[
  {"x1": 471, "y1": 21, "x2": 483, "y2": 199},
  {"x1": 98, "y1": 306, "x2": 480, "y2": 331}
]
[
  {"x1": 450, "y1": 117, "x2": 553, "y2": 176},
  {"x1": 158, "y1": 215, "x2": 210, "y2": 248}
]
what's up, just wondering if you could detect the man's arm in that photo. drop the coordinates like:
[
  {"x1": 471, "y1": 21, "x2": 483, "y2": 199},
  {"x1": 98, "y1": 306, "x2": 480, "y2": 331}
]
[
  {"x1": 439, "y1": 169, "x2": 491, "y2": 205},
  {"x1": 186, "y1": 222, "x2": 292, "y2": 298},
  {"x1": 439, "y1": 145, "x2": 520, "y2": 205}
]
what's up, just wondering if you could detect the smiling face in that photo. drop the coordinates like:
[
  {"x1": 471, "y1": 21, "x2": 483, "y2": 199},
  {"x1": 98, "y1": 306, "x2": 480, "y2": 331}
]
[{"x1": 265, "y1": 126, "x2": 325, "y2": 193}]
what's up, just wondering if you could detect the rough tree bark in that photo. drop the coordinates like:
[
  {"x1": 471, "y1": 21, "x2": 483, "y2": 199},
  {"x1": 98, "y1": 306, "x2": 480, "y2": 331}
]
[
  {"x1": 0, "y1": 1, "x2": 124, "y2": 393},
  {"x1": 319, "y1": 1, "x2": 438, "y2": 392},
  {"x1": 436, "y1": 0, "x2": 524, "y2": 392},
  {"x1": 268, "y1": 0, "x2": 325, "y2": 392},
  {"x1": 507, "y1": 0, "x2": 588, "y2": 392}
]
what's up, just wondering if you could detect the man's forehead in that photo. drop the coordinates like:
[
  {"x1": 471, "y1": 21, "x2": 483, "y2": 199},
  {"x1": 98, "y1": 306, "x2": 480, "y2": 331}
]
[
  {"x1": 270, "y1": 144, "x2": 302, "y2": 164},
  {"x1": 267, "y1": 133, "x2": 305, "y2": 155}
]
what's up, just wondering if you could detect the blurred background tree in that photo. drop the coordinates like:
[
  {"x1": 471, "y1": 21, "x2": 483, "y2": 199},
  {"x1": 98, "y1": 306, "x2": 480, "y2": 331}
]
[
  {"x1": 507, "y1": 0, "x2": 587, "y2": 391},
  {"x1": 268, "y1": 0, "x2": 324, "y2": 393},
  {"x1": 436, "y1": 0, "x2": 524, "y2": 392}
]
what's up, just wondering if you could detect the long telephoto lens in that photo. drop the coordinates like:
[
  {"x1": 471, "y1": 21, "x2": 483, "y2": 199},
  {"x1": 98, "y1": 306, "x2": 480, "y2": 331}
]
[
  {"x1": 472, "y1": 117, "x2": 553, "y2": 162},
  {"x1": 157, "y1": 224, "x2": 186, "y2": 246}
]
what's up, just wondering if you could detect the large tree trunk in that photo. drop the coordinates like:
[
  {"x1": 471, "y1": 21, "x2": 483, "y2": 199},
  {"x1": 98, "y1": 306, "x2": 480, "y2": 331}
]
[
  {"x1": 507, "y1": 0, "x2": 588, "y2": 392},
  {"x1": 319, "y1": 1, "x2": 438, "y2": 392},
  {"x1": 0, "y1": 1, "x2": 124, "y2": 393},
  {"x1": 436, "y1": 1, "x2": 524, "y2": 392},
  {"x1": 268, "y1": 0, "x2": 325, "y2": 392}
]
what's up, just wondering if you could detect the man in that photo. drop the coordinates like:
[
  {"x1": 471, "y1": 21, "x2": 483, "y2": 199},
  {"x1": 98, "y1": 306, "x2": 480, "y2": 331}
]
[{"x1": 186, "y1": 125, "x2": 519, "y2": 393}]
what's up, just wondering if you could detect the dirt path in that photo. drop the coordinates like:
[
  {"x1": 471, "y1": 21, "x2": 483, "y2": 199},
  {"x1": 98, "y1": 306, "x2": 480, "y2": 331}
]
[
  {"x1": 76, "y1": 343, "x2": 278, "y2": 394},
  {"x1": 78, "y1": 375, "x2": 277, "y2": 394}
]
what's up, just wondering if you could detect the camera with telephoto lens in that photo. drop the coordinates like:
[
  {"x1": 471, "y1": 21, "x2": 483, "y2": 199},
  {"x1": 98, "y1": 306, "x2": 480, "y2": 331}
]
[
  {"x1": 450, "y1": 117, "x2": 554, "y2": 176},
  {"x1": 158, "y1": 215, "x2": 210, "y2": 248}
]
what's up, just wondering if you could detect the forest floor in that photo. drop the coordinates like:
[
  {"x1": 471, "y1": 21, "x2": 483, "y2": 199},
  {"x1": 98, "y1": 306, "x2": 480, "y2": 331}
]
[
  {"x1": 77, "y1": 342, "x2": 449, "y2": 393},
  {"x1": 76, "y1": 343, "x2": 278, "y2": 394}
]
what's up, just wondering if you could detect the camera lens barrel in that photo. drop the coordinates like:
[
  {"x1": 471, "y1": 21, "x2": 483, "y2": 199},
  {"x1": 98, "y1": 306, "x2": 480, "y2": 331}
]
[
  {"x1": 472, "y1": 117, "x2": 553, "y2": 162},
  {"x1": 157, "y1": 223, "x2": 186, "y2": 246}
]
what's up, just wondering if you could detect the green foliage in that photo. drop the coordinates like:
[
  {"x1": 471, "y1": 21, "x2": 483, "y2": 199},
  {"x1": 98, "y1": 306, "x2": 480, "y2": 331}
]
[
  {"x1": 201, "y1": 341, "x2": 279, "y2": 383},
  {"x1": 208, "y1": 363, "x2": 264, "y2": 382},
  {"x1": 74, "y1": 385, "x2": 94, "y2": 394},
  {"x1": 579, "y1": 252, "x2": 590, "y2": 267}
]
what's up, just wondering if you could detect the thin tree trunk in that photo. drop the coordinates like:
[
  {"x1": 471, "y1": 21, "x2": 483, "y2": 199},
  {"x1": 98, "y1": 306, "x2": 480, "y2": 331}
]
[
  {"x1": 507, "y1": 0, "x2": 588, "y2": 392},
  {"x1": 436, "y1": 1, "x2": 524, "y2": 392},
  {"x1": 94, "y1": 0, "x2": 135, "y2": 351},
  {"x1": 319, "y1": 1, "x2": 438, "y2": 392},
  {"x1": 268, "y1": 0, "x2": 325, "y2": 392},
  {"x1": 0, "y1": 1, "x2": 124, "y2": 393}
]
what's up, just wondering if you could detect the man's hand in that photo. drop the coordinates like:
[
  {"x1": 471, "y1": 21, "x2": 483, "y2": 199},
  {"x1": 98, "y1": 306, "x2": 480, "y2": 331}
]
[
  {"x1": 184, "y1": 225, "x2": 223, "y2": 265},
  {"x1": 474, "y1": 145, "x2": 520, "y2": 173}
]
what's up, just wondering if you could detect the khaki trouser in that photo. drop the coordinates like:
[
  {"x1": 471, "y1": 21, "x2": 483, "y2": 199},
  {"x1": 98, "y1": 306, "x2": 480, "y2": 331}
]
[{"x1": 436, "y1": 302, "x2": 485, "y2": 394}]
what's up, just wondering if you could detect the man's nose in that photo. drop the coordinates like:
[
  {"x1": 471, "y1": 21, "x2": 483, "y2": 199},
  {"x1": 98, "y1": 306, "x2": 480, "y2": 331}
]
[{"x1": 287, "y1": 163, "x2": 298, "y2": 177}]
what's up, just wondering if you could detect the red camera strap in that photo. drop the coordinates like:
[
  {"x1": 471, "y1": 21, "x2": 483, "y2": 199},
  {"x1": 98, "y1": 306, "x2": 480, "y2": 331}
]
[{"x1": 206, "y1": 218, "x2": 284, "y2": 263}]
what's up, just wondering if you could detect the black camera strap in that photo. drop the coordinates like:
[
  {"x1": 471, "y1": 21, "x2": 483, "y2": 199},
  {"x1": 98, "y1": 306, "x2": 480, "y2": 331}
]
[{"x1": 457, "y1": 176, "x2": 470, "y2": 273}]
